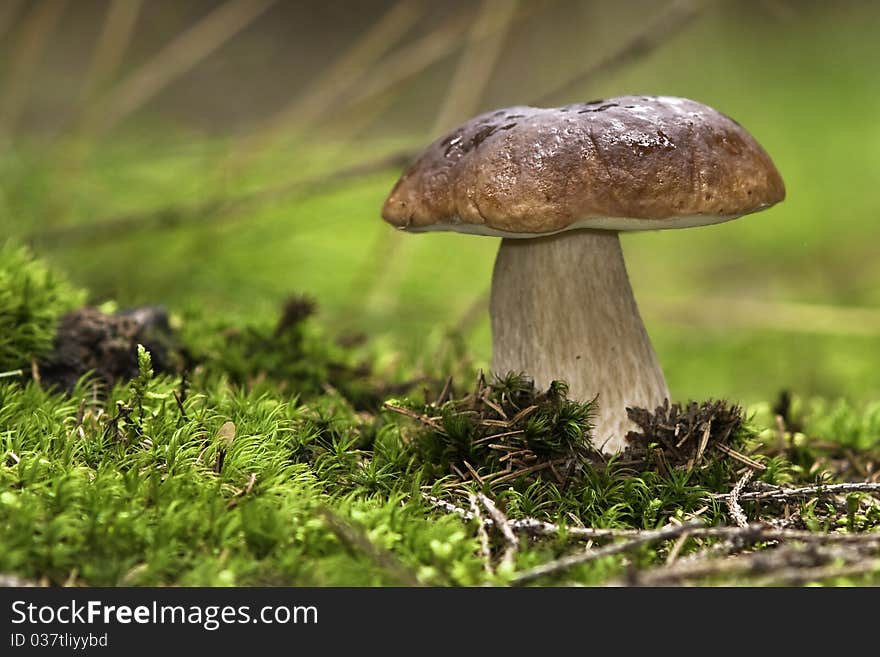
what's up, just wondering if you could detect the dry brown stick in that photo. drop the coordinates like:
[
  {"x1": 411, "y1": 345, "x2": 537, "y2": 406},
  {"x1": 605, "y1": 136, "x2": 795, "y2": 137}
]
[
  {"x1": 647, "y1": 524, "x2": 880, "y2": 545},
  {"x1": 747, "y1": 557, "x2": 880, "y2": 587},
  {"x1": 383, "y1": 402, "x2": 446, "y2": 432},
  {"x1": 713, "y1": 443, "x2": 767, "y2": 470},
  {"x1": 490, "y1": 458, "x2": 569, "y2": 485},
  {"x1": 478, "y1": 493, "x2": 519, "y2": 571},
  {"x1": 424, "y1": 492, "x2": 880, "y2": 548},
  {"x1": 533, "y1": 0, "x2": 711, "y2": 105},
  {"x1": 422, "y1": 494, "x2": 880, "y2": 544},
  {"x1": 712, "y1": 482, "x2": 880, "y2": 503},
  {"x1": 665, "y1": 531, "x2": 692, "y2": 565},
  {"x1": 511, "y1": 521, "x2": 706, "y2": 585},
  {"x1": 462, "y1": 460, "x2": 484, "y2": 485},
  {"x1": 435, "y1": 376, "x2": 453, "y2": 407},
  {"x1": 694, "y1": 419, "x2": 712, "y2": 466},
  {"x1": 727, "y1": 469, "x2": 754, "y2": 528},
  {"x1": 423, "y1": 494, "x2": 480, "y2": 522},
  {"x1": 469, "y1": 494, "x2": 493, "y2": 573},
  {"x1": 620, "y1": 541, "x2": 880, "y2": 587}
]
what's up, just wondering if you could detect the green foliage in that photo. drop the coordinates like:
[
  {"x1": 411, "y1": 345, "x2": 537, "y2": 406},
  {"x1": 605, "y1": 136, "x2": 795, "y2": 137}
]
[
  {"x1": 801, "y1": 399, "x2": 880, "y2": 452},
  {"x1": 0, "y1": 247, "x2": 877, "y2": 587},
  {"x1": 0, "y1": 376, "x2": 487, "y2": 586},
  {"x1": 185, "y1": 297, "x2": 396, "y2": 410},
  {"x1": 0, "y1": 242, "x2": 84, "y2": 371}
]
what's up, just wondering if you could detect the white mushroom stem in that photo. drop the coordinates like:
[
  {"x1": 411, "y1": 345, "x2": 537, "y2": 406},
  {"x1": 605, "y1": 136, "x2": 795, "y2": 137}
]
[{"x1": 490, "y1": 229, "x2": 669, "y2": 454}]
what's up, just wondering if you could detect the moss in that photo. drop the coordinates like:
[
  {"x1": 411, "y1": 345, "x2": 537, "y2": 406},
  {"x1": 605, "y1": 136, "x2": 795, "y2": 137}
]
[
  {"x1": 0, "y1": 241, "x2": 85, "y2": 371},
  {"x1": 0, "y1": 255, "x2": 877, "y2": 586}
]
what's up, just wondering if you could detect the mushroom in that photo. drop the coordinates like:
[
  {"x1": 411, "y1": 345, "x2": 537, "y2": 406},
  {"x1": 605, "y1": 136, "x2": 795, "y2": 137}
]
[{"x1": 381, "y1": 96, "x2": 785, "y2": 453}]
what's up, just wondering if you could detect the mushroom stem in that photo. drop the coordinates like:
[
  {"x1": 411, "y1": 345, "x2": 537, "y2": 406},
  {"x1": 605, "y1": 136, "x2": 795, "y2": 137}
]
[{"x1": 490, "y1": 229, "x2": 668, "y2": 453}]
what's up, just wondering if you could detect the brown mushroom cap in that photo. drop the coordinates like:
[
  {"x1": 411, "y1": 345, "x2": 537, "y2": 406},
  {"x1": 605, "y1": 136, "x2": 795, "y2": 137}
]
[{"x1": 381, "y1": 96, "x2": 785, "y2": 236}]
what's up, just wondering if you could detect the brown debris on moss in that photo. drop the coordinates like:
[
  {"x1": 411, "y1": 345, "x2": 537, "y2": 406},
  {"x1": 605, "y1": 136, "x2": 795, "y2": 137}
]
[
  {"x1": 273, "y1": 294, "x2": 317, "y2": 337},
  {"x1": 623, "y1": 399, "x2": 757, "y2": 471},
  {"x1": 38, "y1": 306, "x2": 183, "y2": 392},
  {"x1": 385, "y1": 372, "x2": 599, "y2": 492}
]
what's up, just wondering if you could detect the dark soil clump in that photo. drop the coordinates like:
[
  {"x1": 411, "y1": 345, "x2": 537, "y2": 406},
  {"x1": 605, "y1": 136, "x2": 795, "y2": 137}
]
[{"x1": 38, "y1": 306, "x2": 183, "y2": 392}]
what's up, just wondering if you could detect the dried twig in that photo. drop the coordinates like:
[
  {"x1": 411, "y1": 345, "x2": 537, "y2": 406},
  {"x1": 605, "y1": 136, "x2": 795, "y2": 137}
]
[
  {"x1": 665, "y1": 531, "x2": 692, "y2": 565},
  {"x1": 423, "y1": 494, "x2": 479, "y2": 522},
  {"x1": 478, "y1": 493, "x2": 519, "y2": 571},
  {"x1": 469, "y1": 494, "x2": 493, "y2": 573},
  {"x1": 694, "y1": 419, "x2": 711, "y2": 466},
  {"x1": 713, "y1": 443, "x2": 766, "y2": 470},
  {"x1": 748, "y1": 557, "x2": 880, "y2": 586},
  {"x1": 511, "y1": 521, "x2": 705, "y2": 585},
  {"x1": 712, "y1": 482, "x2": 880, "y2": 503},
  {"x1": 727, "y1": 469, "x2": 754, "y2": 528},
  {"x1": 424, "y1": 493, "x2": 880, "y2": 548},
  {"x1": 383, "y1": 402, "x2": 445, "y2": 433},
  {"x1": 619, "y1": 541, "x2": 880, "y2": 587}
]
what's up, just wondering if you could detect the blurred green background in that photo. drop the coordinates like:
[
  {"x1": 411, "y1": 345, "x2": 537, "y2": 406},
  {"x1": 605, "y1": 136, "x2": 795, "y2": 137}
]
[{"x1": 1, "y1": 0, "x2": 879, "y2": 405}]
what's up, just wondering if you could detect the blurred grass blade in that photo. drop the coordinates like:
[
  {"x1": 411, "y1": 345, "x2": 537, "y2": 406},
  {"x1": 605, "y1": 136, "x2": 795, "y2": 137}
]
[
  {"x1": 0, "y1": 0, "x2": 25, "y2": 43},
  {"x1": 0, "y1": 0, "x2": 69, "y2": 138},
  {"x1": 234, "y1": 0, "x2": 425, "y2": 163},
  {"x1": 342, "y1": 12, "x2": 469, "y2": 111},
  {"x1": 643, "y1": 297, "x2": 880, "y2": 336},
  {"x1": 90, "y1": 0, "x2": 277, "y2": 136},
  {"x1": 534, "y1": 0, "x2": 711, "y2": 105},
  {"x1": 78, "y1": 0, "x2": 144, "y2": 109},
  {"x1": 431, "y1": 0, "x2": 519, "y2": 135},
  {"x1": 28, "y1": 149, "x2": 413, "y2": 247},
  {"x1": 359, "y1": 0, "x2": 520, "y2": 316},
  {"x1": 341, "y1": 1, "x2": 555, "y2": 119}
]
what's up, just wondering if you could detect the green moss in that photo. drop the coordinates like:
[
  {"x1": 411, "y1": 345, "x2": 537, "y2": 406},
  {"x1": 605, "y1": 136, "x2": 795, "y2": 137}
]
[
  {"x1": 0, "y1": 251, "x2": 877, "y2": 587},
  {"x1": 0, "y1": 241, "x2": 85, "y2": 371}
]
